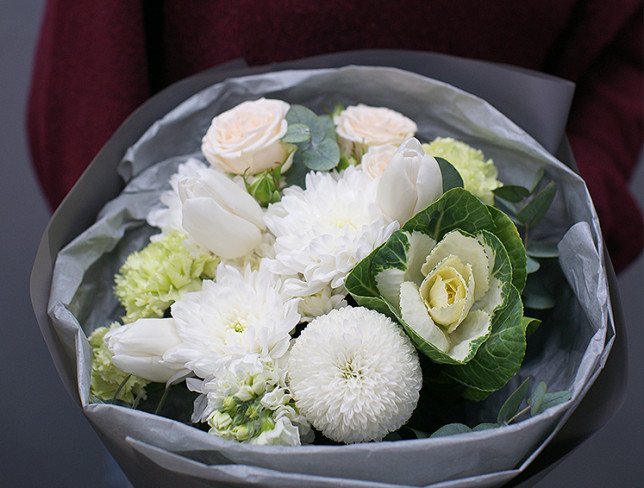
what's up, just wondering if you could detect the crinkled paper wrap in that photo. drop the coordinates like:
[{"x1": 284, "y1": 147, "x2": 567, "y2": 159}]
[{"x1": 36, "y1": 55, "x2": 615, "y2": 487}]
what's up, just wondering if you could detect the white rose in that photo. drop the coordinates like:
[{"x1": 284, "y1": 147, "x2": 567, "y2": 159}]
[
  {"x1": 105, "y1": 318, "x2": 186, "y2": 383},
  {"x1": 360, "y1": 144, "x2": 398, "y2": 179},
  {"x1": 376, "y1": 138, "x2": 443, "y2": 224},
  {"x1": 202, "y1": 98, "x2": 290, "y2": 175},
  {"x1": 178, "y1": 167, "x2": 266, "y2": 260},
  {"x1": 334, "y1": 104, "x2": 417, "y2": 158}
]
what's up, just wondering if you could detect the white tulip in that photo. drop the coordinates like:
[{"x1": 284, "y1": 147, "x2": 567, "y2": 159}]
[
  {"x1": 104, "y1": 318, "x2": 186, "y2": 383},
  {"x1": 178, "y1": 168, "x2": 266, "y2": 260},
  {"x1": 376, "y1": 138, "x2": 443, "y2": 224}
]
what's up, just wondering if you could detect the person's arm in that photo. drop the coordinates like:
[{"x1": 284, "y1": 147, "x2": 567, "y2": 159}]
[
  {"x1": 564, "y1": 5, "x2": 643, "y2": 271},
  {"x1": 28, "y1": 0, "x2": 150, "y2": 208}
]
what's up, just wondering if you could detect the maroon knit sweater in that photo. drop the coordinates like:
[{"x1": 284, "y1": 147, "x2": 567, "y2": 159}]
[{"x1": 28, "y1": 0, "x2": 643, "y2": 271}]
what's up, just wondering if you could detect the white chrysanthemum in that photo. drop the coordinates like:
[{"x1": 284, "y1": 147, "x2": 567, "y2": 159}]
[
  {"x1": 187, "y1": 355, "x2": 311, "y2": 446},
  {"x1": 298, "y1": 285, "x2": 348, "y2": 322},
  {"x1": 288, "y1": 307, "x2": 422, "y2": 444},
  {"x1": 163, "y1": 261, "x2": 299, "y2": 378},
  {"x1": 147, "y1": 158, "x2": 207, "y2": 233},
  {"x1": 264, "y1": 166, "x2": 398, "y2": 297}
]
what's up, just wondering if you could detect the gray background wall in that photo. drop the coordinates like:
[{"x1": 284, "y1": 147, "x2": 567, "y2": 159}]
[{"x1": 1, "y1": 1, "x2": 642, "y2": 486}]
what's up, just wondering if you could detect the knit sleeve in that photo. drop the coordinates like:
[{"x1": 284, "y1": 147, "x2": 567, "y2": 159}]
[
  {"x1": 27, "y1": 0, "x2": 150, "y2": 208},
  {"x1": 566, "y1": 7, "x2": 643, "y2": 271}
]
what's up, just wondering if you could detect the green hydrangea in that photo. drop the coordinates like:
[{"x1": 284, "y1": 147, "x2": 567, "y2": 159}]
[
  {"x1": 424, "y1": 137, "x2": 502, "y2": 205},
  {"x1": 114, "y1": 230, "x2": 219, "y2": 323},
  {"x1": 89, "y1": 323, "x2": 148, "y2": 404}
]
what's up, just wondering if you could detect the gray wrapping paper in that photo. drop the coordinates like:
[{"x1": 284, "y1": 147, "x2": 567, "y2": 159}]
[{"x1": 33, "y1": 54, "x2": 616, "y2": 488}]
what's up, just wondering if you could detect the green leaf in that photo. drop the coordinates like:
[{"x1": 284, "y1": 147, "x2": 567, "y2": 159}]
[
  {"x1": 430, "y1": 423, "x2": 472, "y2": 438},
  {"x1": 517, "y1": 181, "x2": 557, "y2": 227},
  {"x1": 285, "y1": 105, "x2": 340, "y2": 171},
  {"x1": 523, "y1": 275, "x2": 555, "y2": 310},
  {"x1": 526, "y1": 241, "x2": 559, "y2": 258},
  {"x1": 530, "y1": 168, "x2": 545, "y2": 193},
  {"x1": 529, "y1": 381, "x2": 547, "y2": 416},
  {"x1": 295, "y1": 137, "x2": 340, "y2": 171},
  {"x1": 487, "y1": 206, "x2": 527, "y2": 292},
  {"x1": 434, "y1": 157, "x2": 464, "y2": 192},
  {"x1": 533, "y1": 390, "x2": 572, "y2": 415},
  {"x1": 444, "y1": 283, "x2": 526, "y2": 398},
  {"x1": 472, "y1": 422, "x2": 501, "y2": 431},
  {"x1": 404, "y1": 188, "x2": 495, "y2": 240},
  {"x1": 522, "y1": 316, "x2": 542, "y2": 335},
  {"x1": 282, "y1": 123, "x2": 311, "y2": 143},
  {"x1": 494, "y1": 197, "x2": 518, "y2": 218},
  {"x1": 493, "y1": 185, "x2": 530, "y2": 202},
  {"x1": 405, "y1": 427, "x2": 429, "y2": 439},
  {"x1": 497, "y1": 377, "x2": 531, "y2": 423},
  {"x1": 285, "y1": 105, "x2": 320, "y2": 129},
  {"x1": 526, "y1": 256, "x2": 540, "y2": 274}
]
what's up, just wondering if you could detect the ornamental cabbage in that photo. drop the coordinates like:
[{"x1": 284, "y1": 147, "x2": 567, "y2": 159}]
[{"x1": 346, "y1": 188, "x2": 528, "y2": 399}]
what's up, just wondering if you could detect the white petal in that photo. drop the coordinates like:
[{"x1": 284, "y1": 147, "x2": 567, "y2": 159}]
[
  {"x1": 412, "y1": 153, "x2": 443, "y2": 214},
  {"x1": 399, "y1": 281, "x2": 450, "y2": 352},
  {"x1": 197, "y1": 169, "x2": 265, "y2": 230},
  {"x1": 446, "y1": 310, "x2": 492, "y2": 362},
  {"x1": 421, "y1": 230, "x2": 491, "y2": 301},
  {"x1": 182, "y1": 197, "x2": 262, "y2": 259}
]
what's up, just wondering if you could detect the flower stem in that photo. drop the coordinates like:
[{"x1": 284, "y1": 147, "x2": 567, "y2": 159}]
[
  {"x1": 155, "y1": 385, "x2": 171, "y2": 415},
  {"x1": 112, "y1": 374, "x2": 132, "y2": 402},
  {"x1": 506, "y1": 404, "x2": 532, "y2": 425}
]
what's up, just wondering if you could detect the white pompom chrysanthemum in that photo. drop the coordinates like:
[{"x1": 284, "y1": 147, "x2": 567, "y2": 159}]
[
  {"x1": 288, "y1": 306, "x2": 422, "y2": 444},
  {"x1": 264, "y1": 166, "x2": 398, "y2": 299}
]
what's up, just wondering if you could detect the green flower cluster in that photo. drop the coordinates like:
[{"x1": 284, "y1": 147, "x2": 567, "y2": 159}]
[
  {"x1": 208, "y1": 394, "x2": 278, "y2": 442},
  {"x1": 424, "y1": 138, "x2": 501, "y2": 205},
  {"x1": 89, "y1": 323, "x2": 148, "y2": 404},
  {"x1": 114, "y1": 230, "x2": 219, "y2": 323}
]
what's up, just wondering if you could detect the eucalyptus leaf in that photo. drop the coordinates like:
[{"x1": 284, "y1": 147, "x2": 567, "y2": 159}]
[
  {"x1": 493, "y1": 185, "x2": 530, "y2": 202},
  {"x1": 536, "y1": 390, "x2": 572, "y2": 414},
  {"x1": 497, "y1": 377, "x2": 531, "y2": 424},
  {"x1": 430, "y1": 423, "x2": 472, "y2": 438},
  {"x1": 526, "y1": 241, "x2": 559, "y2": 258},
  {"x1": 526, "y1": 256, "x2": 541, "y2": 274},
  {"x1": 285, "y1": 105, "x2": 340, "y2": 171},
  {"x1": 523, "y1": 275, "x2": 556, "y2": 310},
  {"x1": 294, "y1": 137, "x2": 340, "y2": 171},
  {"x1": 405, "y1": 427, "x2": 430, "y2": 439},
  {"x1": 530, "y1": 167, "x2": 545, "y2": 193},
  {"x1": 494, "y1": 197, "x2": 518, "y2": 217},
  {"x1": 529, "y1": 381, "x2": 547, "y2": 416},
  {"x1": 285, "y1": 105, "x2": 321, "y2": 129},
  {"x1": 435, "y1": 157, "x2": 464, "y2": 192},
  {"x1": 472, "y1": 422, "x2": 501, "y2": 431},
  {"x1": 517, "y1": 181, "x2": 557, "y2": 227},
  {"x1": 282, "y1": 123, "x2": 311, "y2": 143}
]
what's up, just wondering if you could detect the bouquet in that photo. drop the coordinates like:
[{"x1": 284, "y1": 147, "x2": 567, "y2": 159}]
[{"x1": 40, "y1": 64, "x2": 613, "y2": 487}]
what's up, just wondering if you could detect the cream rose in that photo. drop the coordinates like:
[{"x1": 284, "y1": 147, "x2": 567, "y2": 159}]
[
  {"x1": 360, "y1": 144, "x2": 398, "y2": 179},
  {"x1": 334, "y1": 104, "x2": 417, "y2": 158},
  {"x1": 202, "y1": 98, "x2": 290, "y2": 175}
]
